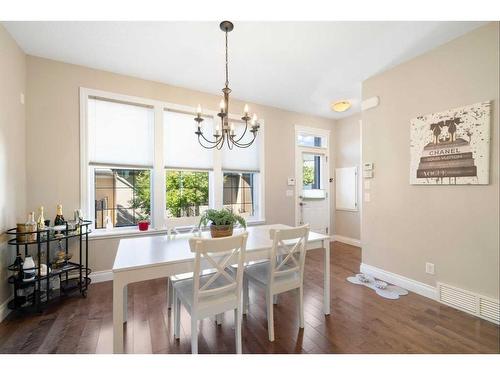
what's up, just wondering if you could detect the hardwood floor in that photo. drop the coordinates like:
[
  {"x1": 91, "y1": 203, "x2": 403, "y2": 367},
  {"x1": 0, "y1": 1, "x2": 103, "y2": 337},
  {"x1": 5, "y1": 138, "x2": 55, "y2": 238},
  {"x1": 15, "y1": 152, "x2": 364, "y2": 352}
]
[{"x1": 0, "y1": 242, "x2": 498, "y2": 354}]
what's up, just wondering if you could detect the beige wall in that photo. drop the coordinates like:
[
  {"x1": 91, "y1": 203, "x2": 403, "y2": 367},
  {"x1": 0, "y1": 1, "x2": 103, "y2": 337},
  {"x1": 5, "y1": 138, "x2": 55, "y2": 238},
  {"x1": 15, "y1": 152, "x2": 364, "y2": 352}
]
[
  {"x1": 25, "y1": 56, "x2": 336, "y2": 273},
  {"x1": 0, "y1": 25, "x2": 26, "y2": 307},
  {"x1": 335, "y1": 113, "x2": 361, "y2": 240},
  {"x1": 362, "y1": 22, "x2": 499, "y2": 299}
]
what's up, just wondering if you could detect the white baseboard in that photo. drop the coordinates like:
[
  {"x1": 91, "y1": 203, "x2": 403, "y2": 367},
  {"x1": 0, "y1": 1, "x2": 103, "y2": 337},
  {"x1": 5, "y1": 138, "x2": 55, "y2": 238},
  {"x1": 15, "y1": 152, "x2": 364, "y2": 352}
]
[
  {"x1": 90, "y1": 269, "x2": 113, "y2": 283},
  {"x1": 332, "y1": 235, "x2": 361, "y2": 247},
  {"x1": 360, "y1": 263, "x2": 438, "y2": 300}
]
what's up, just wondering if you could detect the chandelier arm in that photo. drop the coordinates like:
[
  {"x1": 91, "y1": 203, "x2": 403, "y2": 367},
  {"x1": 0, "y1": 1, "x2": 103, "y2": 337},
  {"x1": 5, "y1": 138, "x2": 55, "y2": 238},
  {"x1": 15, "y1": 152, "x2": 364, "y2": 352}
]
[
  {"x1": 197, "y1": 134, "x2": 223, "y2": 149},
  {"x1": 217, "y1": 134, "x2": 226, "y2": 150},
  {"x1": 199, "y1": 131, "x2": 221, "y2": 145},
  {"x1": 232, "y1": 121, "x2": 248, "y2": 143},
  {"x1": 231, "y1": 132, "x2": 257, "y2": 148}
]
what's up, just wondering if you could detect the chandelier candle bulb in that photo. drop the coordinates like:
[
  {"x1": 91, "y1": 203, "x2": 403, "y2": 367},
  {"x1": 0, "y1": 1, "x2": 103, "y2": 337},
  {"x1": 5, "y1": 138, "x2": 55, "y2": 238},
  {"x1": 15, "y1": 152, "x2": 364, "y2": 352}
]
[
  {"x1": 219, "y1": 99, "x2": 225, "y2": 111},
  {"x1": 196, "y1": 104, "x2": 202, "y2": 116},
  {"x1": 244, "y1": 104, "x2": 249, "y2": 115}
]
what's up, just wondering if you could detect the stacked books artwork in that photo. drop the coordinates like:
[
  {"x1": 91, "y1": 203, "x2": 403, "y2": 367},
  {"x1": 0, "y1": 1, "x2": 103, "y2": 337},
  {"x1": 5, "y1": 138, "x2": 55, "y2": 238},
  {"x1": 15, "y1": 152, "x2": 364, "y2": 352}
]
[{"x1": 410, "y1": 101, "x2": 491, "y2": 185}]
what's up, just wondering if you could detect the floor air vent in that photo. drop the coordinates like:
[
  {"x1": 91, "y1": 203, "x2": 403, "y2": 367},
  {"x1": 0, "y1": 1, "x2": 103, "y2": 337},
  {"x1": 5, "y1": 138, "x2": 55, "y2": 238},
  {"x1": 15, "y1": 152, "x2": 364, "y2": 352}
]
[{"x1": 438, "y1": 283, "x2": 499, "y2": 325}]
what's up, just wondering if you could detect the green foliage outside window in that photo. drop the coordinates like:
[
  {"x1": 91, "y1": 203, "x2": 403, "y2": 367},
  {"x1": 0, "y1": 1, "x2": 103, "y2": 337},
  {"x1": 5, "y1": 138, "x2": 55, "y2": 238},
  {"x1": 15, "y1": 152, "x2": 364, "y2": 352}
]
[
  {"x1": 166, "y1": 170, "x2": 209, "y2": 217},
  {"x1": 129, "y1": 170, "x2": 210, "y2": 219},
  {"x1": 129, "y1": 170, "x2": 151, "y2": 221},
  {"x1": 303, "y1": 165, "x2": 314, "y2": 186}
]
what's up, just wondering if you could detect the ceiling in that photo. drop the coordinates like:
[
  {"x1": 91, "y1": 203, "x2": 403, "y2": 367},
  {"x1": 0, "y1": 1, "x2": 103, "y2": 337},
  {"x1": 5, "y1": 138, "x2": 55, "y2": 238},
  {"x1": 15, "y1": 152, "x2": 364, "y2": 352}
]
[{"x1": 3, "y1": 21, "x2": 486, "y2": 119}]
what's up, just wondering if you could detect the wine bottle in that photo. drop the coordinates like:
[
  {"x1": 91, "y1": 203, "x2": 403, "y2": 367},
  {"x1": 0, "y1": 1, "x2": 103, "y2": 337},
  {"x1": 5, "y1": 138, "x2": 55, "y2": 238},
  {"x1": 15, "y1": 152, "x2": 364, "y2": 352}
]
[
  {"x1": 26, "y1": 211, "x2": 37, "y2": 242},
  {"x1": 37, "y1": 206, "x2": 45, "y2": 229},
  {"x1": 37, "y1": 206, "x2": 46, "y2": 240},
  {"x1": 13, "y1": 254, "x2": 24, "y2": 279},
  {"x1": 54, "y1": 204, "x2": 65, "y2": 226}
]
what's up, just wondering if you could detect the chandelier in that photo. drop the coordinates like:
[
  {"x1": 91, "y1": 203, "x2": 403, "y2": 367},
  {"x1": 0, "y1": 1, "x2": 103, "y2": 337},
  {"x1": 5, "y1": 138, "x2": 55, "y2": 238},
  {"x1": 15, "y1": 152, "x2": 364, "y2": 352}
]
[{"x1": 194, "y1": 21, "x2": 260, "y2": 150}]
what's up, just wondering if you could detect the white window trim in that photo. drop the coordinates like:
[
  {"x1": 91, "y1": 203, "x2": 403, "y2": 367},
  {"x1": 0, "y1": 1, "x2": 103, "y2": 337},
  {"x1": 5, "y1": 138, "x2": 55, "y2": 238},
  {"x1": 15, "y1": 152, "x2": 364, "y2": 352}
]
[{"x1": 80, "y1": 87, "x2": 265, "y2": 235}]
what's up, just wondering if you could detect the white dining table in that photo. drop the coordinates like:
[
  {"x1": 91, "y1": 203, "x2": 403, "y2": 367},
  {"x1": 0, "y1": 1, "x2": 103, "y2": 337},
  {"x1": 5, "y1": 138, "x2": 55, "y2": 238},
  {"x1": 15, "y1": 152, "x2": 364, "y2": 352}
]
[{"x1": 112, "y1": 224, "x2": 331, "y2": 353}]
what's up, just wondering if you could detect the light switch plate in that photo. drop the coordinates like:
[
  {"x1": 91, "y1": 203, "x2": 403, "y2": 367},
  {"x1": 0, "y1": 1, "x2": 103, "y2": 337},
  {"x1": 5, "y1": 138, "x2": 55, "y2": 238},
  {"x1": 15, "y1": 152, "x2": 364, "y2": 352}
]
[
  {"x1": 364, "y1": 180, "x2": 371, "y2": 190},
  {"x1": 286, "y1": 189, "x2": 294, "y2": 197},
  {"x1": 364, "y1": 192, "x2": 371, "y2": 202},
  {"x1": 425, "y1": 262, "x2": 435, "y2": 275},
  {"x1": 363, "y1": 170, "x2": 373, "y2": 179}
]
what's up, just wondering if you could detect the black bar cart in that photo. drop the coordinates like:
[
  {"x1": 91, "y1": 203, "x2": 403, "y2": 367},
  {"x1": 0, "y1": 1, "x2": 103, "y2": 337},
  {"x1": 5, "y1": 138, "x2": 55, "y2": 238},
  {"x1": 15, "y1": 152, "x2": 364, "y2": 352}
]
[{"x1": 6, "y1": 220, "x2": 92, "y2": 313}]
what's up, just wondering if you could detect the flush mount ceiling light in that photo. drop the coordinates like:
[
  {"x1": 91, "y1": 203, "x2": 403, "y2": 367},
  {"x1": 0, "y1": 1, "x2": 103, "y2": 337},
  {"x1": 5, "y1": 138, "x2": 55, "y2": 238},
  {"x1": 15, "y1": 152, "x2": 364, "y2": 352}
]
[
  {"x1": 331, "y1": 100, "x2": 352, "y2": 113},
  {"x1": 194, "y1": 21, "x2": 260, "y2": 150}
]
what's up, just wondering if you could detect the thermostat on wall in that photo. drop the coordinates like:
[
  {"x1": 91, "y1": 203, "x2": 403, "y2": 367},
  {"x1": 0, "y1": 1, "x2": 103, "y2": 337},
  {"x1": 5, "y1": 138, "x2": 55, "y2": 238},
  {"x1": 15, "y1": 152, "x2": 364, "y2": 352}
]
[
  {"x1": 287, "y1": 177, "x2": 296, "y2": 186},
  {"x1": 363, "y1": 162, "x2": 374, "y2": 171}
]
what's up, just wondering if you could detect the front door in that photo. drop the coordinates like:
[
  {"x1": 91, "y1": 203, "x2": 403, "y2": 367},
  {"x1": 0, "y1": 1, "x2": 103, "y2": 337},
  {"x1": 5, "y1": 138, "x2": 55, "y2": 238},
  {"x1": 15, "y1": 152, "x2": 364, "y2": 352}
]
[{"x1": 296, "y1": 150, "x2": 330, "y2": 234}]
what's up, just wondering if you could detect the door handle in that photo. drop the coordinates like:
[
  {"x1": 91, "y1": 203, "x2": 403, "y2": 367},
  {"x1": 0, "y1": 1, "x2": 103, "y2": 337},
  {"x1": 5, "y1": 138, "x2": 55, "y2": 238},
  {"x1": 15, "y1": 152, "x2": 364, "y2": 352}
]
[{"x1": 299, "y1": 202, "x2": 306, "y2": 206}]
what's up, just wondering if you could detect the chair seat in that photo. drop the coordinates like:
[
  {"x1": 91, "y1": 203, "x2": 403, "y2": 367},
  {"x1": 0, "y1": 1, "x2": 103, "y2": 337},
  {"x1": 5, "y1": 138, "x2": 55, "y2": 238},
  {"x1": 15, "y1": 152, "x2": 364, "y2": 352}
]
[
  {"x1": 173, "y1": 274, "x2": 238, "y2": 317},
  {"x1": 244, "y1": 261, "x2": 301, "y2": 292}
]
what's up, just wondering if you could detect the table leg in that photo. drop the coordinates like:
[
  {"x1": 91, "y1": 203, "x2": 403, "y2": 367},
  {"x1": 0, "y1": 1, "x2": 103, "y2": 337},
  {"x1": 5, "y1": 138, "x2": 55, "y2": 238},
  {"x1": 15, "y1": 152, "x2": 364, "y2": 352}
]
[
  {"x1": 323, "y1": 239, "x2": 330, "y2": 315},
  {"x1": 113, "y1": 277, "x2": 125, "y2": 354}
]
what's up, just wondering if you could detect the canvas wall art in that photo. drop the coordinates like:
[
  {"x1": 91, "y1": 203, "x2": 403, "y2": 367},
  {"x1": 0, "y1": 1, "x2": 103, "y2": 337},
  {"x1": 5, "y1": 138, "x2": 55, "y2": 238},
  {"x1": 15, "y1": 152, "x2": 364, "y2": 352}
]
[{"x1": 410, "y1": 101, "x2": 491, "y2": 185}]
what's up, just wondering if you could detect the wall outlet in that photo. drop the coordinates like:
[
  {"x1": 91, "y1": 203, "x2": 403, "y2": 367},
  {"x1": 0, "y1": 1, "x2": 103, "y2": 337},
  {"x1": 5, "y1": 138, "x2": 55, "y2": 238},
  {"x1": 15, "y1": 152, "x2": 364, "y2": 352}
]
[{"x1": 425, "y1": 262, "x2": 435, "y2": 275}]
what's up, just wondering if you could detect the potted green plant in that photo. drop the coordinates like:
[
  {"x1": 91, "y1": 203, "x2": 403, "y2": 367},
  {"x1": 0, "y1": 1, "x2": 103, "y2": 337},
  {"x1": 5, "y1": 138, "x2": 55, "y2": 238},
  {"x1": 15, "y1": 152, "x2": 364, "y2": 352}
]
[{"x1": 199, "y1": 208, "x2": 247, "y2": 238}]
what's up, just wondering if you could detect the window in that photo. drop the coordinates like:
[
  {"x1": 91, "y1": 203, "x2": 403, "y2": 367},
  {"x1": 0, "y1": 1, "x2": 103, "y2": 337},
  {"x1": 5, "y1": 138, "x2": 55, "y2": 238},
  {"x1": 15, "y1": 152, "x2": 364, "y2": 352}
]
[
  {"x1": 87, "y1": 97, "x2": 154, "y2": 229},
  {"x1": 166, "y1": 170, "x2": 209, "y2": 218},
  {"x1": 303, "y1": 154, "x2": 321, "y2": 190},
  {"x1": 164, "y1": 110, "x2": 213, "y2": 219},
  {"x1": 297, "y1": 132, "x2": 327, "y2": 148},
  {"x1": 221, "y1": 120, "x2": 261, "y2": 219},
  {"x1": 223, "y1": 172, "x2": 256, "y2": 217},
  {"x1": 94, "y1": 168, "x2": 151, "y2": 229},
  {"x1": 81, "y1": 88, "x2": 265, "y2": 232}
]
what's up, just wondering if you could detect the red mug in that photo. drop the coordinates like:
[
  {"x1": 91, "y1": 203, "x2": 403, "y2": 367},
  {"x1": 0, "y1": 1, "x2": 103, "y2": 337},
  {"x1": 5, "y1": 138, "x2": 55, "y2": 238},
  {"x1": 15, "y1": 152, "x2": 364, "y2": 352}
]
[{"x1": 138, "y1": 220, "x2": 149, "y2": 231}]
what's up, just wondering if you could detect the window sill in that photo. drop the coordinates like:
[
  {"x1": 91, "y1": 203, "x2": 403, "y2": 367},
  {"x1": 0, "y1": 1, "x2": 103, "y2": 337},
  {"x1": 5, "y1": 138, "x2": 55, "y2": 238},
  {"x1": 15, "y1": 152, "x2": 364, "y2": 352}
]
[
  {"x1": 88, "y1": 227, "x2": 169, "y2": 241},
  {"x1": 88, "y1": 218, "x2": 266, "y2": 241},
  {"x1": 246, "y1": 218, "x2": 266, "y2": 226}
]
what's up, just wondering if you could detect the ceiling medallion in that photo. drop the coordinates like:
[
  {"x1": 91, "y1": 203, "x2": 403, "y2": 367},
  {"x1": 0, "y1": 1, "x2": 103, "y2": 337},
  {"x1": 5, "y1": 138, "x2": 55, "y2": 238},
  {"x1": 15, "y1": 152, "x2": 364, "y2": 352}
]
[{"x1": 194, "y1": 21, "x2": 260, "y2": 150}]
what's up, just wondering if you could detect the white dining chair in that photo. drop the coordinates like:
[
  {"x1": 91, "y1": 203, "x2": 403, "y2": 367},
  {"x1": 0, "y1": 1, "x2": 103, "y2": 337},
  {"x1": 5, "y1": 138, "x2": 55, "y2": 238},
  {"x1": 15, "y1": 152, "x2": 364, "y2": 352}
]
[
  {"x1": 172, "y1": 232, "x2": 248, "y2": 354},
  {"x1": 242, "y1": 225, "x2": 309, "y2": 342},
  {"x1": 165, "y1": 219, "x2": 201, "y2": 309}
]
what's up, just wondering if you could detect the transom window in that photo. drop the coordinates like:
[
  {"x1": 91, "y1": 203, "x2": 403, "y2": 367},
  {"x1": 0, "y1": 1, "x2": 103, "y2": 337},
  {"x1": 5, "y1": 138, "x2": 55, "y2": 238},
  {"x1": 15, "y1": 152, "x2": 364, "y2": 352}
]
[
  {"x1": 297, "y1": 131, "x2": 327, "y2": 149},
  {"x1": 81, "y1": 88, "x2": 265, "y2": 231}
]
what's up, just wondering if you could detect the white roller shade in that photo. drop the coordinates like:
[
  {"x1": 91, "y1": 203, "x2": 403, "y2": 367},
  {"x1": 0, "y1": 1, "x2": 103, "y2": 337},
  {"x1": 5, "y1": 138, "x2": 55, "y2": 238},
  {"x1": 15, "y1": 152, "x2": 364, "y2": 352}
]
[
  {"x1": 88, "y1": 98, "x2": 154, "y2": 167},
  {"x1": 221, "y1": 121, "x2": 260, "y2": 172},
  {"x1": 164, "y1": 110, "x2": 214, "y2": 170}
]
